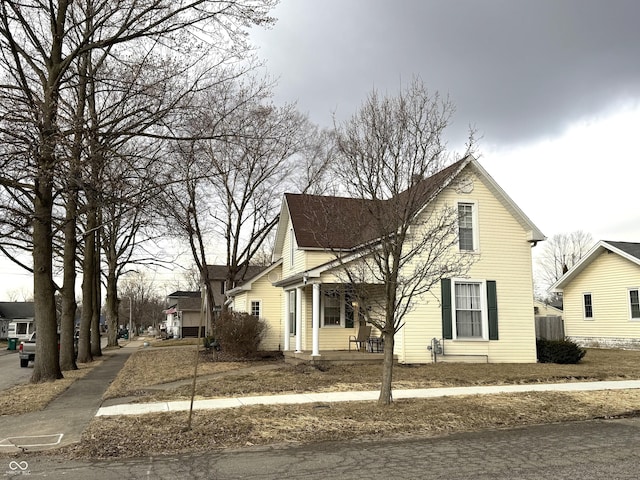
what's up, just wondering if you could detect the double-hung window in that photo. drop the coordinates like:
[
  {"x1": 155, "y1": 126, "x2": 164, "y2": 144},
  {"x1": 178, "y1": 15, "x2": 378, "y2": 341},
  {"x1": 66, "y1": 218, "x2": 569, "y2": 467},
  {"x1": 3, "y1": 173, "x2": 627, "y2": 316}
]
[
  {"x1": 442, "y1": 278, "x2": 498, "y2": 341},
  {"x1": 250, "y1": 300, "x2": 261, "y2": 318},
  {"x1": 455, "y1": 281, "x2": 484, "y2": 338},
  {"x1": 322, "y1": 290, "x2": 343, "y2": 327},
  {"x1": 629, "y1": 289, "x2": 640, "y2": 320},
  {"x1": 583, "y1": 293, "x2": 593, "y2": 319},
  {"x1": 458, "y1": 202, "x2": 477, "y2": 251}
]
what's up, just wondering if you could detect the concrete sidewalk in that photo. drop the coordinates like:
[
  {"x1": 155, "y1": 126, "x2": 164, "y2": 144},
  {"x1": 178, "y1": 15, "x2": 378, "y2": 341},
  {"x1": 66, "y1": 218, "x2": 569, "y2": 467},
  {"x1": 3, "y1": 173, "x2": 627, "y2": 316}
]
[
  {"x1": 0, "y1": 339, "x2": 143, "y2": 452},
  {"x1": 96, "y1": 379, "x2": 640, "y2": 417}
]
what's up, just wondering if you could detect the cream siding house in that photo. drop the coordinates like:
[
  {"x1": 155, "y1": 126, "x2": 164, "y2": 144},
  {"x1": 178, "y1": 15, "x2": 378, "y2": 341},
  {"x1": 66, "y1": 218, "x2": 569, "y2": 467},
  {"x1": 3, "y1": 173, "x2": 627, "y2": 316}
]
[
  {"x1": 551, "y1": 240, "x2": 640, "y2": 348},
  {"x1": 254, "y1": 155, "x2": 544, "y2": 363},
  {"x1": 226, "y1": 261, "x2": 284, "y2": 351}
]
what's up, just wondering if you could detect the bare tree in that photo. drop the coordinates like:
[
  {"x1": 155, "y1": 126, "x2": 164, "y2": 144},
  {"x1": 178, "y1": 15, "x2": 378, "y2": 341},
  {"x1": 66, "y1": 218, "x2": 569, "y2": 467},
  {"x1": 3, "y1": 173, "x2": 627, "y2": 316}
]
[
  {"x1": 159, "y1": 74, "x2": 332, "y2": 323},
  {"x1": 118, "y1": 272, "x2": 165, "y2": 337},
  {"x1": 0, "y1": 0, "x2": 277, "y2": 382},
  {"x1": 332, "y1": 78, "x2": 475, "y2": 405},
  {"x1": 536, "y1": 230, "x2": 594, "y2": 295}
]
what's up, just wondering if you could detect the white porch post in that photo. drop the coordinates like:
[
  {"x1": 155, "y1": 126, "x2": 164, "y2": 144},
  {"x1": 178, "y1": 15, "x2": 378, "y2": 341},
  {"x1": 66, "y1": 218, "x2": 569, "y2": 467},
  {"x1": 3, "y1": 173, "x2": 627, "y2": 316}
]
[
  {"x1": 284, "y1": 290, "x2": 290, "y2": 351},
  {"x1": 295, "y1": 286, "x2": 303, "y2": 353},
  {"x1": 312, "y1": 283, "x2": 320, "y2": 357}
]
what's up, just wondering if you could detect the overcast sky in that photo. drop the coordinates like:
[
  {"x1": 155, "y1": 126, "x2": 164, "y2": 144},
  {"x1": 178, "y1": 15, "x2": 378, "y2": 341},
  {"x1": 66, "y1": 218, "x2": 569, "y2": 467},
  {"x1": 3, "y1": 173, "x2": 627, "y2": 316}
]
[
  {"x1": 2, "y1": 1, "x2": 639, "y2": 300},
  {"x1": 249, "y1": 0, "x2": 640, "y2": 243}
]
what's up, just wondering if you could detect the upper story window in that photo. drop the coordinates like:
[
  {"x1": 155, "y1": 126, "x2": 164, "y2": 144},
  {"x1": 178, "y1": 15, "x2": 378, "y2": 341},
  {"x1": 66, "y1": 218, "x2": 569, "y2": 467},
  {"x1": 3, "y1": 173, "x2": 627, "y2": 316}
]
[
  {"x1": 458, "y1": 202, "x2": 475, "y2": 251},
  {"x1": 629, "y1": 289, "x2": 640, "y2": 319},
  {"x1": 289, "y1": 227, "x2": 295, "y2": 266},
  {"x1": 583, "y1": 293, "x2": 593, "y2": 319}
]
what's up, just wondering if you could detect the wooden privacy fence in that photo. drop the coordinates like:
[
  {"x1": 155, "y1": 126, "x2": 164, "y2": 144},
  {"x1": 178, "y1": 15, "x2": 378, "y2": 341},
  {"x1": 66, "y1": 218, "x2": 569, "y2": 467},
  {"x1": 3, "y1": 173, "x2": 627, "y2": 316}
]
[{"x1": 535, "y1": 315, "x2": 565, "y2": 340}]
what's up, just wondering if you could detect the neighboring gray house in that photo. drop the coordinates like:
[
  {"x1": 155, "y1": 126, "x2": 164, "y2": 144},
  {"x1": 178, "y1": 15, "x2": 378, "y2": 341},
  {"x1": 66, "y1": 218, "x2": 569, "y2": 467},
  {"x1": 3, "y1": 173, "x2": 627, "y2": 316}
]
[
  {"x1": 164, "y1": 291, "x2": 203, "y2": 338},
  {"x1": 0, "y1": 302, "x2": 35, "y2": 340}
]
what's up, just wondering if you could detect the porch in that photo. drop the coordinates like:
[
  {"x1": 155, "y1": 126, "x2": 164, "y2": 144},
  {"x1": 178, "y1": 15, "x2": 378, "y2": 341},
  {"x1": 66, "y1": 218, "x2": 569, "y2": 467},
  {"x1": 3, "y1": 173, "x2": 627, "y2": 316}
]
[{"x1": 283, "y1": 349, "x2": 397, "y2": 366}]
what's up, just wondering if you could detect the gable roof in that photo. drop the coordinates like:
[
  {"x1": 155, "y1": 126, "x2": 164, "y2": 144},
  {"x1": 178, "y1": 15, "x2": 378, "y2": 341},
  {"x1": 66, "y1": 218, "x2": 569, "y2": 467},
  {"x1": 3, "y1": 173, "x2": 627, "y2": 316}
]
[
  {"x1": 167, "y1": 291, "x2": 201, "y2": 298},
  {"x1": 273, "y1": 155, "x2": 545, "y2": 257},
  {"x1": 206, "y1": 264, "x2": 266, "y2": 283},
  {"x1": 551, "y1": 240, "x2": 640, "y2": 291},
  {"x1": 226, "y1": 259, "x2": 283, "y2": 297},
  {"x1": 0, "y1": 302, "x2": 35, "y2": 320}
]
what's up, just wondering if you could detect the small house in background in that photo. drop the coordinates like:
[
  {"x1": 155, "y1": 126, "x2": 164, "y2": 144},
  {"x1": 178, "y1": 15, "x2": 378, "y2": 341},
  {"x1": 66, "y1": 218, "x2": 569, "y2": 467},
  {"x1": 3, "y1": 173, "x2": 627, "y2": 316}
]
[
  {"x1": 226, "y1": 260, "x2": 283, "y2": 350},
  {"x1": 551, "y1": 240, "x2": 640, "y2": 349},
  {"x1": 164, "y1": 291, "x2": 203, "y2": 338},
  {"x1": 206, "y1": 264, "x2": 267, "y2": 312},
  {"x1": 0, "y1": 302, "x2": 35, "y2": 340}
]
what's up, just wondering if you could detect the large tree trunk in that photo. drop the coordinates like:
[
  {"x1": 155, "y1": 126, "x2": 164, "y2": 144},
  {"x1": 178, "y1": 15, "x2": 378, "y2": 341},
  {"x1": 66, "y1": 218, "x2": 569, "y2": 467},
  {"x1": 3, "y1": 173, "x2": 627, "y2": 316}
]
[
  {"x1": 60, "y1": 188, "x2": 79, "y2": 371},
  {"x1": 91, "y1": 243, "x2": 102, "y2": 357},
  {"x1": 104, "y1": 263, "x2": 120, "y2": 348},
  {"x1": 31, "y1": 166, "x2": 63, "y2": 383},
  {"x1": 77, "y1": 209, "x2": 96, "y2": 363}
]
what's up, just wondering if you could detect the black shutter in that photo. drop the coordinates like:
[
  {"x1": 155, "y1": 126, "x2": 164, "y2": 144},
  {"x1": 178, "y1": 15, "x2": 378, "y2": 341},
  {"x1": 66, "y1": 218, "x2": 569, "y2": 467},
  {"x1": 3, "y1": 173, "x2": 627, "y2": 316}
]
[
  {"x1": 441, "y1": 278, "x2": 452, "y2": 339},
  {"x1": 487, "y1": 280, "x2": 499, "y2": 340},
  {"x1": 345, "y1": 293, "x2": 354, "y2": 328}
]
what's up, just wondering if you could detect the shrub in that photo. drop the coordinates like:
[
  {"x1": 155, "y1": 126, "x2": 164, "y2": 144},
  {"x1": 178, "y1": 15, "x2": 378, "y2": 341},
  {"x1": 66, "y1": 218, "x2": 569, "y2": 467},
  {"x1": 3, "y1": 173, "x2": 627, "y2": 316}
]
[
  {"x1": 212, "y1": 311, "x2": 268, "y2": 358},
  {"x1": 536, "y1": 338, "x2": 586, "y2": 364}
]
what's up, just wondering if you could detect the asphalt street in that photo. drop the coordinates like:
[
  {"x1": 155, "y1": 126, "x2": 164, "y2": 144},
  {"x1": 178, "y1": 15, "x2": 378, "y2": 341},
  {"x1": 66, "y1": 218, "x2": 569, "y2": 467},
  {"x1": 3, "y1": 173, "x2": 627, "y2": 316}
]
[
  {"x1": 0, "y1": 349, "x2": 31, "y2": 390},
  {"x1": 4, "y1": 416, "x2": 640, "y2": 479}
]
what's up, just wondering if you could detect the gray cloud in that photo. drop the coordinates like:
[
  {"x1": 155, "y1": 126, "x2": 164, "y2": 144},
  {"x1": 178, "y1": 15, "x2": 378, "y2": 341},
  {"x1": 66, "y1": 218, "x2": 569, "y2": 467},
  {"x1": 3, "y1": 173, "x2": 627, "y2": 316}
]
[{"x1": 251, "y1": 0, "x2": 640, "y2": 147}]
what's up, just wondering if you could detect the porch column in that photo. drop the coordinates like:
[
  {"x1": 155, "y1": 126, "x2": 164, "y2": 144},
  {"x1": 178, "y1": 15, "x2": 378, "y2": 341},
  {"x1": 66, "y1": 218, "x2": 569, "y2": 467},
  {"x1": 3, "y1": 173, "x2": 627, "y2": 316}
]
[
  {"x1": 295, "y1": 286, "x2": 303, "y2": 353},
  {"x1": 284, "y1": 290, "x2": 290, "y2": 351},
  {"x1": 312, "y1": 283, "x2": 320, "y2": 357}
]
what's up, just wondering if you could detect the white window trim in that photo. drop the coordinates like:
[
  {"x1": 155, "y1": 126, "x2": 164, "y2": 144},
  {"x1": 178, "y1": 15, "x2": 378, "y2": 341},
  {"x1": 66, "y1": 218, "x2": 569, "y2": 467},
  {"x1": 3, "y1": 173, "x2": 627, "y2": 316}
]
[
  {"x1": 321, "y1": 288, "x2": 345, "y2": 328},
  {"x1": 628, "y1": 288, "x2": 640, "y2": 321},
  {"x1": 250, "y1": 299, "x2": 262, "y2": 318},
  {"x1": 288, "y1": 290, "x2": 296, "y2": 335},
  {"x1": 583, "y1": 292, "x2": 594, "y2": 320},
  {"x1": 289, "y1": 228, "x2": 295, "y2": 266},
  {"x1": 457, "y1": 200, "x2": 480, "y2": 253},
  {"x1": 451, "y1": 278, "x2": 488, "y2": 341}
]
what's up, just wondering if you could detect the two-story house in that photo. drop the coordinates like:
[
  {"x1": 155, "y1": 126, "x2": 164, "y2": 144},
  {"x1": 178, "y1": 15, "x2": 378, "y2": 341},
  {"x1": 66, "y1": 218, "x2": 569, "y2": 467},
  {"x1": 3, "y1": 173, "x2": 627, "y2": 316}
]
[{"x1": 228, "y1": 156, "x2": 545, "y2": 363}]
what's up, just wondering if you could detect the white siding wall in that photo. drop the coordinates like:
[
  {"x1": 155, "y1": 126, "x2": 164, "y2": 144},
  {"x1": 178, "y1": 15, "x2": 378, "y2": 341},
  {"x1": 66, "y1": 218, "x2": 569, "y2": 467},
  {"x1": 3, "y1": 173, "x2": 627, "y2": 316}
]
[
  {"x1": 399, "y1": 170, "x2": 537, "y2": 363},
  {"x1": 563, "y1": 251, "x2": 640, "y2": 344}
]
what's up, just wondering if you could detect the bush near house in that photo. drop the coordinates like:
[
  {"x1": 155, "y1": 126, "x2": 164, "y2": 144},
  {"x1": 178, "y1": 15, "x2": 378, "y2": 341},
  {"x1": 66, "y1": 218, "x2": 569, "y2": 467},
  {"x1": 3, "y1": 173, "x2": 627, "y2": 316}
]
[
  {"x1": 212, "y1": 311, "x2": 268, "y2": 358},
  {"x1": 536, "y1": 338, "x2": 586, "y2": 364}
]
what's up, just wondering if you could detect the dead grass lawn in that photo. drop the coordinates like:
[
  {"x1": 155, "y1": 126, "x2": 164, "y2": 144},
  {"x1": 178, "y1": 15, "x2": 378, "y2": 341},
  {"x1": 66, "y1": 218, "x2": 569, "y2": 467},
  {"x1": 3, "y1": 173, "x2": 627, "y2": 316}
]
[
  {"x1": 108, "y1": 347, "x2": 640, "y2": 404},
  {"x1": 103, "y1": 345, "x2": 253, "y2": 399},
  {"x1": 7, "y1": 346, "x2": 640, "y2": 459},
  {"x1": 0, "y1": 360, "x2": 102, "y2": 416},
  {"x1": 63, "y1": 389, "x2": 640, "y2": 459}
]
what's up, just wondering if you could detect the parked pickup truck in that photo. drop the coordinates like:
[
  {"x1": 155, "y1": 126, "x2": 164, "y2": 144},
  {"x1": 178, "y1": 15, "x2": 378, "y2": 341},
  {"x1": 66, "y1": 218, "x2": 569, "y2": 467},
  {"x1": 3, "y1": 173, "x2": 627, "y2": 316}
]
[
  {"x1": 18, "y1": 332, "x2": 36, "y2": 367},
  {"x1": 18, "y1": 332, "x2": 78, "y2": 367}
]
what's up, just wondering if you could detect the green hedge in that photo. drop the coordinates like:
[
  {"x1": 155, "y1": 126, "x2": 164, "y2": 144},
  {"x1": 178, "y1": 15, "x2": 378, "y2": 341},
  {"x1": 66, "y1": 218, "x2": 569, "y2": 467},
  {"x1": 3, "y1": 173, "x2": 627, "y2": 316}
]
[{"x1": 536, "y1": 338, "x2": 586, "y2": 364}]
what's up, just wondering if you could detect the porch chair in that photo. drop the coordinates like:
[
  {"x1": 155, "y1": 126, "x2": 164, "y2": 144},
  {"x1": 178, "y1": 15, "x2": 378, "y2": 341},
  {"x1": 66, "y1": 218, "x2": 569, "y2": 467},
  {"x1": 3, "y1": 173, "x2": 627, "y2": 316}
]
[{"x1": 348, "y1": 325, "x2": 372, "y2": 352}]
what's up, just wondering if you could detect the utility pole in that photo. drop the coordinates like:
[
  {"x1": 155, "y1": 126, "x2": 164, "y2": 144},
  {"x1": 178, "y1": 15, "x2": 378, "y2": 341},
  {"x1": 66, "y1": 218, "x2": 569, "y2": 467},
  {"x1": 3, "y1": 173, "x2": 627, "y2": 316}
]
[{"x1": 129, "y1": 296, "x2": 133, "y2": 340}]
